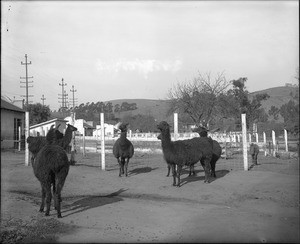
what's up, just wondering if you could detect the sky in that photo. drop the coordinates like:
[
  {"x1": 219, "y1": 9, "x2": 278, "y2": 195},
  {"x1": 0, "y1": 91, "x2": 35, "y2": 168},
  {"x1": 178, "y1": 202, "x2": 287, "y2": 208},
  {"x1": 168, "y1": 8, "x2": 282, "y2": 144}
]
[{"x1": 1, "y1": 1, "x2": 299, "y2": 111}]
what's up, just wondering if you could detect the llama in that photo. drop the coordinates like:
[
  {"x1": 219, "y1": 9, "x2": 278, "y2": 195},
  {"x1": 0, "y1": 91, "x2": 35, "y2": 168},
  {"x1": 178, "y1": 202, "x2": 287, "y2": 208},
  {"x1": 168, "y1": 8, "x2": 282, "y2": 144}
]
[
  {"x1": 157, "y1": 121, "x2": 213, "y2": 187},
  {"x1": 55, "y1": 124, "x2": 77, "y2": 150},
  {"x1": 27, "y1": 125, "x2": 64, "y2": 165},
  {"x1": 33, "y1": 143, "x2": 70, "y2": 218},
  {"x1": 32, "y1": 127, "x2": 70, "y2": 218},
  {"x1": 27, "y1": 124, "x2": 77, "y2": 164},
  {"x1": 192, "y1": 126, "x2": 222, "y2": 178},
  {"x1": 249, "y1": 143, "x2": 259, "y2": 165},
  {"x1": 157, "y1": 133, "x2": 194, "y2": 177},
  {"x1": 113, "y1": 123, "x2": 134, "y2": 177}
]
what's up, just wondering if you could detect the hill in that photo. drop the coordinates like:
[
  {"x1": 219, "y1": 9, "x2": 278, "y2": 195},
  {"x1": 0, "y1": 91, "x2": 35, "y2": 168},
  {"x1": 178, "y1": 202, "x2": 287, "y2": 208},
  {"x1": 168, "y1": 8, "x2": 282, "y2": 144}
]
[
  {"x1": 250, "y1": 86, "x2": 298, "y2": 122},
  {"x1": 106, "y1": 98, "x2": 173, "y2": 122},
  {"x1": 107, "y1": 86, "x2": 298, "y2": 123}
]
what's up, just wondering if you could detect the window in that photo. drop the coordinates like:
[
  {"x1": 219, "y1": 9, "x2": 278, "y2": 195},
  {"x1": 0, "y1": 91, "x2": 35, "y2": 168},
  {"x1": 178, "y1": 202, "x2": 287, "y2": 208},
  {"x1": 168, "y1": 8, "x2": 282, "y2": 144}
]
[{"x1": 14, "y1": 118, "x2": 22, "y2": 149}]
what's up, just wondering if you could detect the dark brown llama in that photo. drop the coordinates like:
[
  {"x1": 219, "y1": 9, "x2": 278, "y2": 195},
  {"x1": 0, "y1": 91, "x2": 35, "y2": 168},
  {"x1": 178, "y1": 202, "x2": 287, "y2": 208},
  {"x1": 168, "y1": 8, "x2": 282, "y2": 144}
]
[
  {"x1": 157, "y1": 121, "x2": 213, "y2": 187},
  {"x1": 113, "y1": 123, "x2": 134, "y2": 177}
]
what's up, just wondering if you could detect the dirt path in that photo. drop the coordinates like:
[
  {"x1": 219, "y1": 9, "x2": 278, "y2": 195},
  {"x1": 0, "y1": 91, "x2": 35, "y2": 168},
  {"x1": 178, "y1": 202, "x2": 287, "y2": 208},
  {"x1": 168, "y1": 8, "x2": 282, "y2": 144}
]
[{"x1": 1, "y1": 151, "x2": 299, "y2": 243}]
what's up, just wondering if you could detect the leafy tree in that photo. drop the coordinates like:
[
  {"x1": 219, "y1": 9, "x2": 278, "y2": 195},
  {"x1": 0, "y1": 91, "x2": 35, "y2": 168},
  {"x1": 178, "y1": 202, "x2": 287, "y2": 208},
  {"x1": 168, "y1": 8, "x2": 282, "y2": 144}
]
[
  {"x1": 27, "y1": 103, "x2": 51, "y2": 125},
  {"x1": 167, "y1": 72, "x2": 230, "y2": 128},
  {"x1": 226, "y1": 78, "x2": 269, "y2": 129},
  {"x1": 122, "y1": 114, "x2": 157, "y2": 132},
  {"x1": 280, "y1": 100, "x2": 299, "y2": 134},
  {"x1": 114, "y1": 104, "x2": 121, "y2": 113},
  {"x1": 268, "y1": 106, "x2": 280, "y2": 120}
]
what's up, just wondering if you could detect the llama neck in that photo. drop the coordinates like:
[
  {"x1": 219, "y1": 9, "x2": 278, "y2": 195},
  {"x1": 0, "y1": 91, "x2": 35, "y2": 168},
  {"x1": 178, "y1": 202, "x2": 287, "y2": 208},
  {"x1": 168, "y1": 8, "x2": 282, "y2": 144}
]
[
  {"x1": 63, "y1": 127, "x2": 73, "y2": 144},
  {"x1": 160, "y1": 129, "x2": 172, "y2": 149},
  {"x1": 120, "y1": 131, "x2": 127, "y2": 141}
]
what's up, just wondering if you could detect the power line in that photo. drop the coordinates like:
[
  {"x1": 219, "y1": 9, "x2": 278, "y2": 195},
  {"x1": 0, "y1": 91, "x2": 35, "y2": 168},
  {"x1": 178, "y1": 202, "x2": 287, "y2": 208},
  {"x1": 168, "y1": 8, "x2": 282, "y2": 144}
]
[
  {"x1": 20, "y1": 54, "x2": 33, "y2": 109},
  {"x1": 41, "y1": 94, "x2": 46, "y2": 106},
  {"x1": 70, "y1": 85, "x2": 78, "y2": 110},
  {"x1": 58, "y1": 78, "x2": 68, "y2": 116}
]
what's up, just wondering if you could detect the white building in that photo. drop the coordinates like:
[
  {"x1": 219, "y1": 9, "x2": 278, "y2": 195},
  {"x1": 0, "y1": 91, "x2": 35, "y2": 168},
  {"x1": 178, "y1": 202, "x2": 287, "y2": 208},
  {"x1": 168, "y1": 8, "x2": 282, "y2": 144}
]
[
  {"x1": 29, "y1": 118, "x2": 68, "y2": 136},
  {"x1": 64, "y1": 116, "x2": 114, "y2": 137}
]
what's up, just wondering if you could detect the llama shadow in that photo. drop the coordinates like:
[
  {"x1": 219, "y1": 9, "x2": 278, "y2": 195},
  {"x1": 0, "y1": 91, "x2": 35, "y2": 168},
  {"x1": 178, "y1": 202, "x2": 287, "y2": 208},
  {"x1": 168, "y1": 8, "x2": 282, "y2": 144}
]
[
  {"x1": 129, "y1": 167, "x2": 159, "y2": 176},
  {"x1": 179, "y1": 169, "x2": 229, "y2": 186},
  {"x1": 61, "y1": 188, "x2": 127, "y2": 217},
  {"x1": 72, "y1": 163, "x2": 100, "y2": 168}
]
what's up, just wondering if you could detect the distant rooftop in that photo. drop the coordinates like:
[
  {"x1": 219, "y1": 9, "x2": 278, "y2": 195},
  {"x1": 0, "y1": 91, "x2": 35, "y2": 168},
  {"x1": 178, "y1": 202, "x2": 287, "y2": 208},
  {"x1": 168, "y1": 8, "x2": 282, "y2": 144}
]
[{"x1": 1, "y1": 99, "x2": 25, "y2": 113}]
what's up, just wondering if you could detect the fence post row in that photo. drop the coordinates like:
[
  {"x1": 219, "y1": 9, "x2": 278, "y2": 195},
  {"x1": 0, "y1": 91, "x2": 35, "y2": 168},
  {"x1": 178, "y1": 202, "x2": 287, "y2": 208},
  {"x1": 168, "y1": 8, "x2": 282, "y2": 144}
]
[
  {"x1": 100, "y1": 112, "x2": 105, "y2": 171},
  {"x1": 241, "y1": 113, "x2": 248, "y2": 171},
  {"x1": 25, "y1": 111, "x2": 30, "y2": 166},
  {"x1": 174, "y1": 113, "x2": 178, "y2": 141}
]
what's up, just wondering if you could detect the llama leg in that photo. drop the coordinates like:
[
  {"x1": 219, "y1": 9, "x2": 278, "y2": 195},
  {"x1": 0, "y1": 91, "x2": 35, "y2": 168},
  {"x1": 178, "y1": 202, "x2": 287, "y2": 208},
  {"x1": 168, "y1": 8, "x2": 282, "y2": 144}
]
[
  {"x1": 171, "y1": 164, "x2": 177, "y2": 186},
  {"x1": 254, "y1": 153, "x2": 258, "y2": 165},
  {"x1": 176, "y1": 165, "x2": 182, "y2": 187},
  {"x1": 125, "y1": 158, "x2": 129, "y2": 177},
  {"x1": 121, "y1": 159, "x2": 125, "y2": 175},
  {"x1": 166, "y1": 163, "x2": 171, "y2": 177},
  {"x1": 31, "y1": 155, "x2": 35, "y2": 165},
  {"x1": 55, "y1": 183, "x2": 63, "y2": 218},
  {"x1": 192, "y1": 164, "x2": 196, "y2": 176},
  {"x1": 211, "y1": 161, "x2": 216, "y2": 178},
  {"x1": 203, "y1": 157, "x2": 212, "y2": 183},
  {"x1": 252, "y1": 154, "x2": 255, "y2": 165},
  {"x1": 55, "y1": 168, "x2": 68, "y2": 218},
  {"x1": 52, "y1": 174, "x2": 58, "y2": 210},
  {"x1": 39, "y1": 185, "x2": 46, "y2": 212},
  {"x1": 117, "y1": 158, "x2": 122, "y2": 177},
  {"x1": 189, "y1": 164, "x2": 195, "y2": 176},
  {"x1": 44, "y1": 183, "x2": 52, "y2": 216}
]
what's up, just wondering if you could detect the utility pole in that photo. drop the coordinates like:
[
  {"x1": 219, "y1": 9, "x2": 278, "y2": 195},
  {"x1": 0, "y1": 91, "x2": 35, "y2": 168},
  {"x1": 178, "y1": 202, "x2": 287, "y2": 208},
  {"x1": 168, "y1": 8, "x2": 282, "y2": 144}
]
[
  {"x1": 70, "y1": 85, "x2": 77, "y2": 110},
  {"x1": 58, "y1": 78, "x2": 68, "y2": 116},
  {"x1": 69, "y1": 85, "x2": 77, "y2": 166},
  {"x1": 20, "y1": 54, "x2": 33, "y2": 110},
  {"x1": 41, "y1": 95, "x2": 46, "y2": 106}
]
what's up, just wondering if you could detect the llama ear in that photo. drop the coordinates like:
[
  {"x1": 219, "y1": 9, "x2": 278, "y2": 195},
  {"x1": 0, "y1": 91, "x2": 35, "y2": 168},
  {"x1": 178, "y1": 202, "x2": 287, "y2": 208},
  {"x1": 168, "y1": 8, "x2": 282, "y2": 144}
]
[
  {"x1": 50, "y1": 124, "x2": 55, "y2": 130},
  {"x1": 114, "y1": 122, "x2": 122, "y2": 130}
]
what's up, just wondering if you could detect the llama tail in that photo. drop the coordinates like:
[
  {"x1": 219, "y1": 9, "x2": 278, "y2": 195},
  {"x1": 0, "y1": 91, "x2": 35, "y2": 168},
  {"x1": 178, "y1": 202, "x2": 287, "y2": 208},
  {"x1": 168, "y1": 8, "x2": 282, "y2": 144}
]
[{"x1": 121, "y1": 158, "x2": 125, "y2": 174}]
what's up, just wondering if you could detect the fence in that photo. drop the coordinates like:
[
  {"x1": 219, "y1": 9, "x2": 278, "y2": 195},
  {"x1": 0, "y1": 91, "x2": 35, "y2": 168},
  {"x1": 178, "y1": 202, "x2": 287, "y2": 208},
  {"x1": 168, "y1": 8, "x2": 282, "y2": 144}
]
[
  {"x1": 73, "y1": 127, "x2": 299, "y2": 169},
  {"x1": 19, "y1": 112, "x2": 298, "y2": 169}
]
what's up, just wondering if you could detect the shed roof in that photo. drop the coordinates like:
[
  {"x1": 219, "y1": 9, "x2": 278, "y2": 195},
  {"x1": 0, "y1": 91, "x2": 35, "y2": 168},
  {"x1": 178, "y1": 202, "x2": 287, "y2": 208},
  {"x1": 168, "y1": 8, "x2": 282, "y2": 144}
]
[
  {"x1": 1, "y1": 99, "x2": 25, "y2": 113},
  {"x1": 83, "y1": 122, "x2": 95, "y2": 129},
  {"x1": 30, "y1": 118, "x2": 68, "y2": 129}
]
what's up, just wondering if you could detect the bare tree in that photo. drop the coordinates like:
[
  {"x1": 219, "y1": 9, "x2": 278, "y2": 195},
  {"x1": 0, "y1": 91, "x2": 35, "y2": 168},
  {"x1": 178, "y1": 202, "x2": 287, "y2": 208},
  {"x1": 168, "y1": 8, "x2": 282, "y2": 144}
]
[{"x1": 167, "y1": 71, "x2": 230, "y2": 128}]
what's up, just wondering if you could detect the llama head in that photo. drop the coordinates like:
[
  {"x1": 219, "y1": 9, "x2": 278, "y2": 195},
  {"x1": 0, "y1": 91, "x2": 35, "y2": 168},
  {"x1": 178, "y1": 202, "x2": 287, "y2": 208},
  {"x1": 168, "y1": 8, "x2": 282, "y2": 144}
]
[
  {"x1": 157, "y1": 121, "x2": 171, "y2": 131},
  {"x1": 46, "y1": 126, "x2": 59, "y2": 144},
  {"x1": 118, "y1": 123, "x2": 129, "y2": 132},
  {"x1": 67, "y1": 124, "x2": 78, "y2": 132},
  {"x1": 192, "y1": 126, "x2": 208, "y2": 137},
  {"x1": 192, "y1": 125, "x2": 208, "y2": 133},
  {"x1": 157, "y1": 133, "x2": 162, "y2": 140},
  {"x1": 54, "y1": 124, "x2": 64, "y2": 139}
]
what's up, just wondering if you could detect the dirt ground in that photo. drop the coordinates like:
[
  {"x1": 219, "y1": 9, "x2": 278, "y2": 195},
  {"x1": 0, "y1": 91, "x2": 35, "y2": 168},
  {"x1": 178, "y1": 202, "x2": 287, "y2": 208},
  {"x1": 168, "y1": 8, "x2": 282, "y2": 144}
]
[{"x1": 1, "y1": 149, "x2": 299, "y2": 243}]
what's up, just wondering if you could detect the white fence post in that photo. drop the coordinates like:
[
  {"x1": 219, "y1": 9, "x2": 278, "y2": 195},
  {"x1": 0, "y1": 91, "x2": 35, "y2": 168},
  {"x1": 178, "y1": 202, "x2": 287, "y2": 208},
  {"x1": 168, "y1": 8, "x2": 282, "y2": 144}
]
[
  {"x1": 255, "y1": 133, "x2": 258, "y2": 143},
  {"x1": 174, "y1": 113, "x2": 178, "y2": 141},
  {"x1": 100, "y1": 113, "x2": 105, "y2": 170},
  {"x1": 70, "y1": 112, "x2": 76, "y2": 165},
  {"x1": 272, "y1": 130, "x2": 276, "y2": 157},
  {"x1": 284, "y1": 129, "x2": 288, "y2": 152},
  {"x1": 18, "y1": 126, "x2": 21, "y2": 152},
  {"x1": 82, "y1": 128, "x2": 86, "y2": 157},
  {"x1": 263, "y1": 132, "x2": 267, "y2": 156},
  {"x1": 241, "y1": 114, "x2": 248, "y2": 171},
  {"x1": 25, "y1": 112, "x2": 29, "y2": 166}
]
